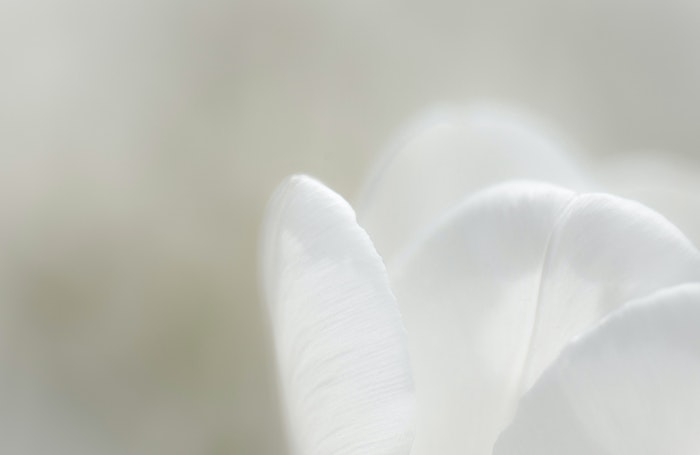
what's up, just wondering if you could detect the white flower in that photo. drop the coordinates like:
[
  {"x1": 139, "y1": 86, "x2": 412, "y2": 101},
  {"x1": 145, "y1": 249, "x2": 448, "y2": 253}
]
[{"x1": 261, "y1": 108, "x2": 700, "y2": 455}]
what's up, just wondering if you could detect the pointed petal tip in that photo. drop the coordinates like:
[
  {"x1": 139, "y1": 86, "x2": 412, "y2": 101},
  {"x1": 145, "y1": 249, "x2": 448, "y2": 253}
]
[
  {"x1": 261, "y1": 173, "x2": 355, "y2": 306},
  {"x1": 269, "y1": 173, "x2": 325, "y2": 203},
  {"x1": 264, "y1": 174, "x2": 342, "y2": 230}
]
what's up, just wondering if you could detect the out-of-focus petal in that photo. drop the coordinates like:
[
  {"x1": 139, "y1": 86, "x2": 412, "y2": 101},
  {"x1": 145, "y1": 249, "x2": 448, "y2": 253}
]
[
  {"x1": 260, "y1": 175, "x2": 415, "y2": 455},
  {"x1": 494, "y1": 283, "x2": 700, "y2": 455},
  {"x1": 391, "y1": 181, "x2": 700, "y2": 455},
  {"x1": 356, "y1": 107, "x2": 591, "y2": 262}
]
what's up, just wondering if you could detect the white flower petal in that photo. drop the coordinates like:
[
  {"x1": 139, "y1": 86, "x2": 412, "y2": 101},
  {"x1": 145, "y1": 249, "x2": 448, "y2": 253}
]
[
  {"x1": 260, "y1": 175, "x2": 415, "y2": 455},
  {"x1": 495, "y1": 283, "x2": 700, "y2": 455},
  {"x1": 391, "y1": 181, "x2": 700, "y2": 455},
  {"x1": 356, "y1": 107, "x2": 591, "y2": 262},
  {"x1": 594, "y1": 152, "x2": 700, "y2": 248}
]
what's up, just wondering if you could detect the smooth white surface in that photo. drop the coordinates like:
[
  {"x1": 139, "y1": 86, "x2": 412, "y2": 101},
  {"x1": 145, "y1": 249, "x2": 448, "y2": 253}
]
[
  {"x1": 357, "y1": 108, "x2": 591, "y2": 263},
  {"x1": 594, "y1": 153, "x2": 700, "y2": 249},
  {"x1": 495, "y1": 283, "x2": 700, "y2": 455},
  {"x1": 261, "y1": 175, "x2": 415, "y2": 455},
  {"x1": 390, "y1": 181, "x2": 700, "y2": 455}
]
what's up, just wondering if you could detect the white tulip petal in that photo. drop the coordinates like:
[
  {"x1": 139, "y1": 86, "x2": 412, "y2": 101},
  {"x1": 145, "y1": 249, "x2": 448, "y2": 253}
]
[
  {"x1": 356, "y1": 107, "x2": 591, "y2": 262},
  {"x1": 261, "y1": 175, "x2": 415, "y2": 455},
  {"x1": 594, "y1": 152, "x2": 700, "y2": 248},
  {"x1": 495, "y1": 283, "x2": 700, "y2": 455},
  {"x1": 391, "y1": 181, "x2": 700, "y2": 455}
]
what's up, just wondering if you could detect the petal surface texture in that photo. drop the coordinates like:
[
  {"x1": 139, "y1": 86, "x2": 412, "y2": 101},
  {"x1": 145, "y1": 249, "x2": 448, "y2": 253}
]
[
  {"x1": 390, "y1": 181, "x2": 700, "y2": 455},
  {"x1": 261, "y1": 175, "x2": 415, "y2": 455},
  {"x1": 494, "y1": 283, "x2": 700, "y2": 455},
  {"x1": 356, "y1": 108, "x2": 591, "y2": 262}
]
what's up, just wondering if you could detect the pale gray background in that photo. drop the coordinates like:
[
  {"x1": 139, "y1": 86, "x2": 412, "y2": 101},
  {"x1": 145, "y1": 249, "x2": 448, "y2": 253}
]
[{"x1": 1, "y1": 0, "x2": 700, "y2": 453}]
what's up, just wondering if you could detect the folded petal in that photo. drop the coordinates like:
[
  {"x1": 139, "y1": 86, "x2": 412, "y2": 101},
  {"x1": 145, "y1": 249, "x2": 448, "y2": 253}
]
[
  {"x1": 260, "y1": 175, "x2": 415, "y2": 455},
  {"x1": 356, "y1": 107, "x2": 591, "y2": 262},
  {"x1": 495, "y1": 283, "x2": 700, "y2": 455},
  {"x1": 390, "y1": 181, "x2": 700, "y2": 455}
]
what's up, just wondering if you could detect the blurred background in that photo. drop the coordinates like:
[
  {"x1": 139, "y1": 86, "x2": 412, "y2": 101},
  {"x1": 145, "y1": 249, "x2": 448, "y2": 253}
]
[{"x1": 1, "y1": 0, "x2": 700, "y2": 453}]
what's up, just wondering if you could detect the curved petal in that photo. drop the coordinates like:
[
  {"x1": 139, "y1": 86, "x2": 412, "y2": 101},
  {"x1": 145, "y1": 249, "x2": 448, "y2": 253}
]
[
  {"x1": 594, "y1": 152, "x2": 700, "y2": 249},
  {"x1": 260, "y1": 175, "x2": 415, "y2": 455},
  {"x1": 356, "y1": 107, "x2": 592, "y2": 262},
  {"x1": 390, "y1": 181, "x2": 700, "y2": 455},
  {"x1": 495, "y1": 283, "x2": 700, "y2": 455}
]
